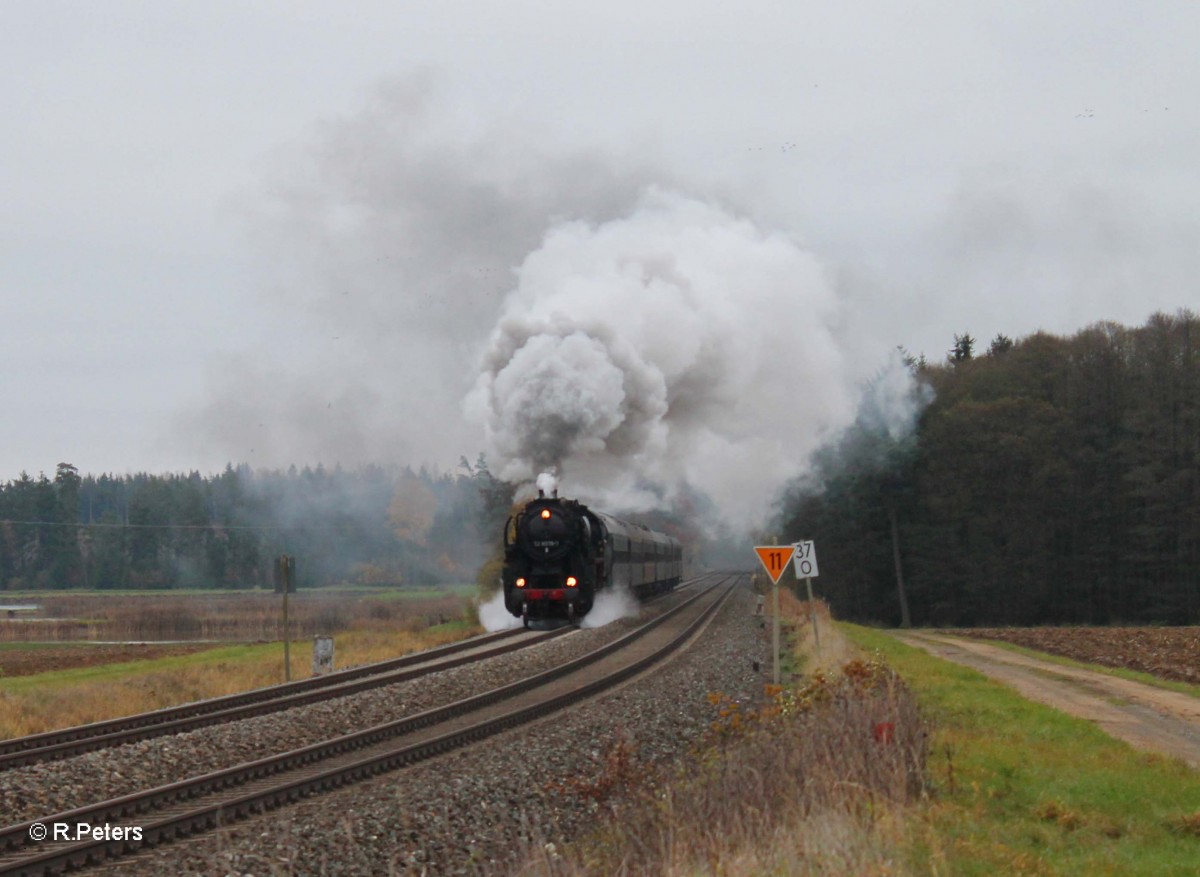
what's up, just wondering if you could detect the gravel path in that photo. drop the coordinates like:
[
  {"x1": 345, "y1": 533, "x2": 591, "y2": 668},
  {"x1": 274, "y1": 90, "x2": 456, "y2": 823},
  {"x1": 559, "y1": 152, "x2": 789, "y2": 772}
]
[{"x1": 72, "y1": 582, "x2": 765, "y2": 876}]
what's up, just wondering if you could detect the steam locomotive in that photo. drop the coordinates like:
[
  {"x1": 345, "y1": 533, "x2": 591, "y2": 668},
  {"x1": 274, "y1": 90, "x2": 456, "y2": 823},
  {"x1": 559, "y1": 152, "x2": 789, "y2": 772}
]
[{"x1": 502, "y1": 491, "x2": 683, "y2": 627}]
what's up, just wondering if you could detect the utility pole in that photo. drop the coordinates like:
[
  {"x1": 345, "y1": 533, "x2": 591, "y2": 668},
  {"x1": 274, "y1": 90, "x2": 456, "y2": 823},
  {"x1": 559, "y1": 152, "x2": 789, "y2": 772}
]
[
  {"x1": 888, "y1": 506, "x2": 912, "y2": 628},
  {"x1": 275, "y1": 555, "x2": 296, "y2": 681}
]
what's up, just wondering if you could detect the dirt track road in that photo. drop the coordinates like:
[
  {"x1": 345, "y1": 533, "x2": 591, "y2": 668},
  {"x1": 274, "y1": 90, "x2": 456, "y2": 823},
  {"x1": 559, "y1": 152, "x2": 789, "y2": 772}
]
[{"x1": 896, "y1": 632, "x2": 1200, "y2": 769}]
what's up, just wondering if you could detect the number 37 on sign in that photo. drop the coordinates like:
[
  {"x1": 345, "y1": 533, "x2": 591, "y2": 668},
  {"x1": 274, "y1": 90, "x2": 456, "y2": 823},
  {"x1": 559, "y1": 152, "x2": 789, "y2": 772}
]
[{"x1": 792, "y1": 540, "x2": 819, "y2": 579}]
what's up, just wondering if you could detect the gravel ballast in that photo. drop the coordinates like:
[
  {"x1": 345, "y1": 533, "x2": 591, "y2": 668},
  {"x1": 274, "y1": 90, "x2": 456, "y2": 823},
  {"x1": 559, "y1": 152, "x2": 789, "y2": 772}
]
[
  {"x1": 1, "y1": 593, "x2": 688, "y2": 823},
  {"x1": 8, "y1": 581, "x2": 768, "y2": 875}
]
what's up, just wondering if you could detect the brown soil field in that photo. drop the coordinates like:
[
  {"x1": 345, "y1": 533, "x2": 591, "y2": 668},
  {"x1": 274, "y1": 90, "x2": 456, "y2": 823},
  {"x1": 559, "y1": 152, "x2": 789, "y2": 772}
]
[
  {"x1": 0, "y1": 643, "x2": 223, "y2": 678},
  {"x1": 899, "y1": 631, "x2": 1200, "y2": 768},
  {"x1": 949, "y1": 626, "x2": 1200, "y2": 685}
]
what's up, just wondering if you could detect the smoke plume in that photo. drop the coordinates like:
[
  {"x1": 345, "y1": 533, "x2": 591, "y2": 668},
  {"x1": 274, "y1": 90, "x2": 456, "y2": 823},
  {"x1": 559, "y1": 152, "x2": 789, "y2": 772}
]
[
  {"x1": 182, "y1": 74, "x2": 665, "y2": 473},
  {"x1": 186, "y1": 75, "x2": 932, "y2": 533},
  {"x1": 468, "y1": 188, "x2": 874, "y2": 527}
]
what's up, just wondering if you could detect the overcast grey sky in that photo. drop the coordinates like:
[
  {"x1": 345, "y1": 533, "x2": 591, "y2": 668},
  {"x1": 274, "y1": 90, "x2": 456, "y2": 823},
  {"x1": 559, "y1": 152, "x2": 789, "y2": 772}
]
[{"x1": 3, "y1": 2, "x2": 1197, "y2": 516}]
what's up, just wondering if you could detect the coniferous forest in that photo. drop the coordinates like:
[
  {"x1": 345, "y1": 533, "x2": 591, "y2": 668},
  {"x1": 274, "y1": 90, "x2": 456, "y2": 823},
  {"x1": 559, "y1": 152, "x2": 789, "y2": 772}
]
[
  {"x1": 780, "y1": 310, "x2": 1199, "y2": 627},
  {"x1": 5, "y1": 311, "x2": 1197, "y2": 628},
  {"x1": 0, "y1": 457, "x2": 513, "y2": 591}
]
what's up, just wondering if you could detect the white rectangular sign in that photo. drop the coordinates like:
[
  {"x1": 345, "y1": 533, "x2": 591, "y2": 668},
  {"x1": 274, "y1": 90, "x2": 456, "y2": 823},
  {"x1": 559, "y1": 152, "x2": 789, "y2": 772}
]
[
  {"x1": 312, "y1": 635, "x2": 335, "y2": 676},
  {"x1": 792, "y1": 541, "x2": 819, "y2": 578}
]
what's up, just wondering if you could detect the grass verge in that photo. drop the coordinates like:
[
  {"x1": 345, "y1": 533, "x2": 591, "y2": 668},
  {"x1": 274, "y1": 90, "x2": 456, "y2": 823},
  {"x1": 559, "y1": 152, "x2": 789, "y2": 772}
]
[{"x1": 845, "y1": 625, "x2": 1200, "y2": 877}]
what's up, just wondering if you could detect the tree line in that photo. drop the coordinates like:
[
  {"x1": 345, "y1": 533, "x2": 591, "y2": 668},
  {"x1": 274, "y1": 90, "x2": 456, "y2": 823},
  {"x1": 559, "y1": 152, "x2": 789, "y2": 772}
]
[
  {"x1": 780, "y1": 310, "x2": 1199, "y2": 626},
  {"x1": 0, "y1": 457, "x2": 514, "y2": 591}
]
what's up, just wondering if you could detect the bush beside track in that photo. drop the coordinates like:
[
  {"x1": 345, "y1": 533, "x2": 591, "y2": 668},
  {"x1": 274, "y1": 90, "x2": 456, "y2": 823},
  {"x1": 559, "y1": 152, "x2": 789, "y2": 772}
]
[{"x1": 505, "y1": 588, "x2": 929, "y2": 877}]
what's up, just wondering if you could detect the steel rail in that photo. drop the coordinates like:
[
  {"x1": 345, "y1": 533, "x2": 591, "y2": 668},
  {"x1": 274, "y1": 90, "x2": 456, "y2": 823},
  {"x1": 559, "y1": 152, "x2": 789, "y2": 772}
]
[
  {"x1": 1, "y1": 574, "x2": 712, "y2": 769},
  {"x1": 0, "y1": 574, "x2": 713, "y2": 769},
  {"x1": 0, "y1": 576, "x2": 736, "y2": 876},
  {"x1": 0, "y1": 628, "x2": 563, "y2": 770}
]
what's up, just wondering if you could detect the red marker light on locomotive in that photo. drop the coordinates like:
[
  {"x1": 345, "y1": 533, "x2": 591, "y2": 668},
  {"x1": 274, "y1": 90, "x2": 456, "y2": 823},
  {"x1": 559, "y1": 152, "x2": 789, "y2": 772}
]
[
  {"x1": 565, "y1": 576, "x2": 577, "y2": 587},
  {"x1": 515, "y1": 577, "x2": 526, "y2": 588},
  {"x1": 540, "y1": 509, "x2": 551, "y2": 519}
]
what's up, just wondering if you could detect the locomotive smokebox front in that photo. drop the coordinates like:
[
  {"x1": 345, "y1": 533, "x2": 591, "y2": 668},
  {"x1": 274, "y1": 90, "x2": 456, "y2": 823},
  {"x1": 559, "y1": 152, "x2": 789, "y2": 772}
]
[
  {"x1": 503, "y1": 499, "x2": 593, "y2": 624},
  {"x1": 520, "y1": 505, "x2": 572, "y2": 559}
]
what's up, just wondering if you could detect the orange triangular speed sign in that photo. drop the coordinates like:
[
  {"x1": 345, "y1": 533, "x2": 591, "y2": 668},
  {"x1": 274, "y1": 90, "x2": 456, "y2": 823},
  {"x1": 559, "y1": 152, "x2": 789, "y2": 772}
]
[{"x1": 754, "y1": 546, "x2": 792, "y2": 584}]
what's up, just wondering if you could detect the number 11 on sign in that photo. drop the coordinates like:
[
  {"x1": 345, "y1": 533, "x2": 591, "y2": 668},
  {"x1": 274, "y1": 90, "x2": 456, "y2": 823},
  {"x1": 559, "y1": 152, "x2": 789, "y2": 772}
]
[{"x1": 754, "y1": 546, "x2": 792, "y2": 584}]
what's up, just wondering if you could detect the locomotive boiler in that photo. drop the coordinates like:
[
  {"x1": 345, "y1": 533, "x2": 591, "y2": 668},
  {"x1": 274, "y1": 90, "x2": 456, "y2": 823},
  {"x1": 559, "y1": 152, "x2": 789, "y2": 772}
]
[{"x1": 502, "y1": 491, "x2": 682, "y2": 626}]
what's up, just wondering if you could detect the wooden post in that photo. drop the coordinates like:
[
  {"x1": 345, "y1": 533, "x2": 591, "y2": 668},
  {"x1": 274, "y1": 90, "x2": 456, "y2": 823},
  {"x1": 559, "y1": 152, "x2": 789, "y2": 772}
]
[
  {"x1": 283, "y1": 580, "x2": 291, "y2": 682},
  {"x1": 804, "y1": 575, "x2": 820, "y2": 652},
  {"x1": 888, "y1": 506, "x2": 912, "y2": 629},
  {"x1": 773, "y1": 575, "x2": 780, "y2": 685},
  {"x1": 276, "y1": 555, "x2": 295, "y2": 682},
  {"x1": 772, "y1": 539, "x2": 780, "y2": 686}
]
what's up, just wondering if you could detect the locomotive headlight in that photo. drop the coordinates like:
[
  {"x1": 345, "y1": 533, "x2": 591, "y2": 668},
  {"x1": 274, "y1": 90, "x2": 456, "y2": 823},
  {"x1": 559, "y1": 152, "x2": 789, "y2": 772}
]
[
  {"x1": 540, "y1": 509, "x2": 551, "y2": 519},
  {"x1": 565, "y1": 576, "x2": 578, "y2": 587},
  {"x1": 515, "y1": 577, "x2": 526, "y2": 588}
]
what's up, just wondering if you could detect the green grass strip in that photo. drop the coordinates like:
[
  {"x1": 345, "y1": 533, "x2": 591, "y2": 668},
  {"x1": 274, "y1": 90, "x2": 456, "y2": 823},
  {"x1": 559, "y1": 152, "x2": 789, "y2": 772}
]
[
  {"x1": 843, "y1": 624, "x2": 1200, "y2": 877},
  {"x1": 0, "y1": 643, "x2": 276, "y2": 695}
]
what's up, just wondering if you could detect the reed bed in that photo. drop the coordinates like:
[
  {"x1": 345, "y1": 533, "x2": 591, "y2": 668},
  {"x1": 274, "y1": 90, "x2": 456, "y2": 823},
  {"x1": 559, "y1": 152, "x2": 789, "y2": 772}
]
[
  {"x1": 0, "y1": 590, "x2": 467, "y2": 642},
  {"x1": 0, "y1": 591, "x2": 480, "y2": 738}
]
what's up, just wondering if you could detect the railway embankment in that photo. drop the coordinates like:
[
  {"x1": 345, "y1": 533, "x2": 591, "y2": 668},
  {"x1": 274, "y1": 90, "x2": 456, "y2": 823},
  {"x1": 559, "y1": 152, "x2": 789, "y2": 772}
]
[{"x1": 496, "y1": 587, "x2": 927, "y2": 877}]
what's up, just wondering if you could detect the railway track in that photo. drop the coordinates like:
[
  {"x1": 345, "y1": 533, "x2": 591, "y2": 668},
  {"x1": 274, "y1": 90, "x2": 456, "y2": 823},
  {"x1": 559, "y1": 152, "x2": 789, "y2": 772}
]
[
  {"x1": 0, "y1": 575, "x2": 736, "y2": 877},
  {"x1": 0, "y1": 574, "x2": 717, "y2": 772},
  {"x1": 0, "y1": 627, "x2": 568, "y2": 770}
]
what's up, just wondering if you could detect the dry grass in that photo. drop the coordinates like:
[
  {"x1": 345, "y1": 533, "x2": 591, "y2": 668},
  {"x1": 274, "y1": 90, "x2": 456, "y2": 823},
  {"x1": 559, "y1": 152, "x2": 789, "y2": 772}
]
[
  {"x1": 776, "y1": 588, "x2": 858, "y2": 675},
  {"x1": 0, "y1": 591, "x2": 468, "y2": 642},
  {"x1": 0, "y1": 598, "x2": 480, "y2": 739},
  {"x1": 501, "y1": 594, "x2": 928, "y2": 877}
]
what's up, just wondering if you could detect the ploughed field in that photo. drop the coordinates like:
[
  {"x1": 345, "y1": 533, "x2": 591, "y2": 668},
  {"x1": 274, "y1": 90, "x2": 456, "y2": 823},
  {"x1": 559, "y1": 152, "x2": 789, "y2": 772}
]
[{"x1": 950, "y1": 626, "x2": 1200, "y2": 685}]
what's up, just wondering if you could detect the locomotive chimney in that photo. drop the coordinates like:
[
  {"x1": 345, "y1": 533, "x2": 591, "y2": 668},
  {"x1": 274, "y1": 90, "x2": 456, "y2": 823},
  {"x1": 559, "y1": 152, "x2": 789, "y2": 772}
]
[
  {"x1": 536, "y1": 471, "x2": 559, "y2": 499},
  {"x1": 538, "y1": 489, "x2": 545, "y2": 498}
]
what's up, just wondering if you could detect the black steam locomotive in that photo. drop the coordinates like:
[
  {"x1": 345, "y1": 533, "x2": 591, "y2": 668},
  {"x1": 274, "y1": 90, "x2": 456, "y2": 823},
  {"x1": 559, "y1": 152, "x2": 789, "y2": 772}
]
[{"x1": 502, "y1": 492, "x2": 683, "y2": 626}]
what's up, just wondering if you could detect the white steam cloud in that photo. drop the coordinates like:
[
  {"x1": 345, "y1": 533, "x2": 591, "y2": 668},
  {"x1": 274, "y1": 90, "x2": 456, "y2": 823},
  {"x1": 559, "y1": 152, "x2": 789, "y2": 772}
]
[
  {"x1": 859, "y1": 350, "x2": 935, "y2": 441},
  {"x1": 535, "y1": 471, "x2": 559, "y2": 496},
  {"x1": 478, "y1": 589, "x2": 521, "y2": 632},
  {"x1": 579, "y1": 587, "x2": 639, "y2": 628},
  {"x1": 467, "y1": 188, "x2": 876, "y2": 527}
]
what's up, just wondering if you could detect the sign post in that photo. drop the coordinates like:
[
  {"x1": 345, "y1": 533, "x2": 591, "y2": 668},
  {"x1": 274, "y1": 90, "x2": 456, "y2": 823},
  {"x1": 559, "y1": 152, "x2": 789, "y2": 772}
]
[
  {"x1": 792, "y1": 541, "x2": 821, "y2": 652},
  {"x1": 754, "y1": 545, "x2": 793, "y2": 685}
]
